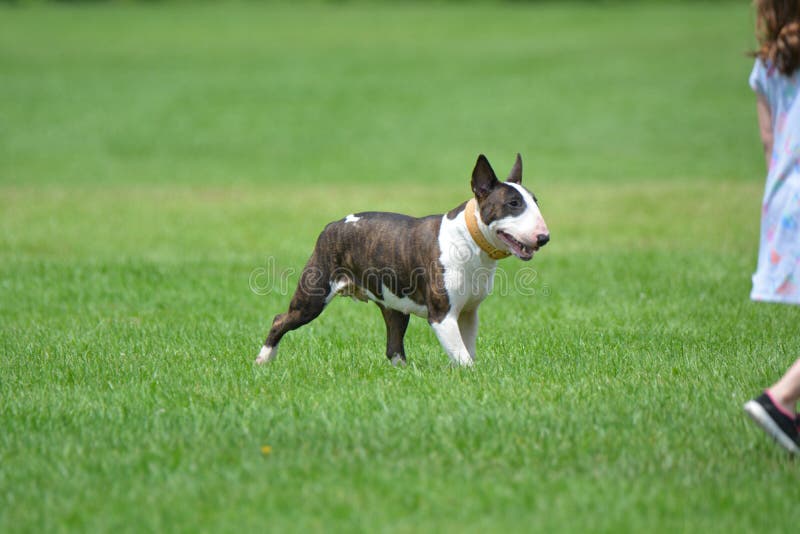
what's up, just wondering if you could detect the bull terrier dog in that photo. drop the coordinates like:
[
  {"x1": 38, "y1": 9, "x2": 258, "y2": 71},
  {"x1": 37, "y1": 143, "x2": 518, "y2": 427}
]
[{"x1": 255, "y1": 154, "x2": 549, "y2": 367}]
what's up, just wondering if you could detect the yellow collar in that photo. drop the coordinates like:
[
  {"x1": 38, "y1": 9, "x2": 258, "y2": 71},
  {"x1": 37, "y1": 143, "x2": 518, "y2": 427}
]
[{"x1": 464, "y1": 198, "x2": 510, "y2": 260}]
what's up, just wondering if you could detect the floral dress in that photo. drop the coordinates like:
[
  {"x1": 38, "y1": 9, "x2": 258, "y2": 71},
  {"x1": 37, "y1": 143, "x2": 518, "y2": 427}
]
[{"x1": 750, "y1": 58, "x2": 800, "y2": 304}]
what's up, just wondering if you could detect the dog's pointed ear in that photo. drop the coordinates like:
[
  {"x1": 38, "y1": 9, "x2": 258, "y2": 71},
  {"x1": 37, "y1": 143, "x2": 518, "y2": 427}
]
[
  {"x1": 506, "y1": 153, "x2": 522, "y2": 184},
  {"x1": 471, "y1": 154, "x2": 499, "y2": 200}
]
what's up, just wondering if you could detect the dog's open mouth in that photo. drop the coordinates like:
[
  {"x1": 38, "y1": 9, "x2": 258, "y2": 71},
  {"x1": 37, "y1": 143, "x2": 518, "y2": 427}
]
[{"x1": 496, "y1": 230, "x2": 537, "y2": 261}]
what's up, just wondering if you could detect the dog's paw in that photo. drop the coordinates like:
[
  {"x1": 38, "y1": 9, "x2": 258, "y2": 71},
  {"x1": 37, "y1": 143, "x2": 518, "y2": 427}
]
[
  {"x1": 254, "y1": 345, "x2": 277, "y2": 365},
  {"x1": 390, "y1": 354, "x2": 406, "y2": 367}
]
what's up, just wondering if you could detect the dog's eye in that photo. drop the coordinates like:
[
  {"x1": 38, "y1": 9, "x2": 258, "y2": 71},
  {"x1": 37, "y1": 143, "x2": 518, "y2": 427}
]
[{"x1": 507, "y1": 199, "x2": 521, "y2": 208}]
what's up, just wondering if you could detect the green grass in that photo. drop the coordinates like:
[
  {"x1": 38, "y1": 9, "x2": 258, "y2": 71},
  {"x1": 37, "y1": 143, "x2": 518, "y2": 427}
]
[{"x1": 2, "y1": 2, "x2": 799, "y2": 533}]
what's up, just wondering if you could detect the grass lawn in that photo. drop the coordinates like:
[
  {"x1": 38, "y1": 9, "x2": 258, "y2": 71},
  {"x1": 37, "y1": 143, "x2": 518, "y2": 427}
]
[{"x1": 2, "y1": 1, "x2": 799, "y2": 533}]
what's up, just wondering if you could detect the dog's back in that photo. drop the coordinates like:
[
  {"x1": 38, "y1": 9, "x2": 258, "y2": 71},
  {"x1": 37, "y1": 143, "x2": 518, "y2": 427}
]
[{"x1": 313, "y1": 211, "x2": 444, "y2": 310}]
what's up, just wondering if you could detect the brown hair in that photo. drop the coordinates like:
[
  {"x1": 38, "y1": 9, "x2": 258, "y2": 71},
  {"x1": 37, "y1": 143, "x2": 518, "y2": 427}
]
[{"x1": 754, "y1": 0, "x2": 800, "y2": 75}]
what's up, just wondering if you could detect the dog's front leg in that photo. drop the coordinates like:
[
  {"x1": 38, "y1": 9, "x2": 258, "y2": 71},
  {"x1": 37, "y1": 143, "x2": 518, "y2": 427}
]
[
  {"x1": 430, "y1": 314, "x2": 473, "y2": 367},
  {"x1": 457, "y1": 309, "x2": 478, "y2": 361}
]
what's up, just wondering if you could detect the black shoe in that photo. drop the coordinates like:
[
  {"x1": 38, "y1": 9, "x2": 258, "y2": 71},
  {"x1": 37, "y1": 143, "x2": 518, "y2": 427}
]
[{"x1": 744, "y1": 392, "x2": 800, "y2": 454}]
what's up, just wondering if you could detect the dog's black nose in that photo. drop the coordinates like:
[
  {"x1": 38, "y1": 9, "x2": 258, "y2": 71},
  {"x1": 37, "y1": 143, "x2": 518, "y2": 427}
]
[{"x1": 536, "y1": 233, "x2": 550, "y2": 247}]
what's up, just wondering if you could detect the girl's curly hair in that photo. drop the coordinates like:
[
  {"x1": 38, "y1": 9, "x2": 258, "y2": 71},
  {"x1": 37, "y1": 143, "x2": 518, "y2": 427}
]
[{"x1": 754, "y1": 0, "x2": 800, "y2": 75}]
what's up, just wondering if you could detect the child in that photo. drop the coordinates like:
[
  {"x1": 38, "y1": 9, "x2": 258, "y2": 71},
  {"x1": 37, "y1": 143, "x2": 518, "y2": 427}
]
[{"x1": 743, "y1": 0, "x2": 800, "y2": 454}]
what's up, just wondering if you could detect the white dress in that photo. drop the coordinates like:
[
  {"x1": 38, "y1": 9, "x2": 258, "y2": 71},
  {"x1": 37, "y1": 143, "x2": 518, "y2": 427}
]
[{"x1": 749, "y1": 58, "x2": 800, "y2": 304}]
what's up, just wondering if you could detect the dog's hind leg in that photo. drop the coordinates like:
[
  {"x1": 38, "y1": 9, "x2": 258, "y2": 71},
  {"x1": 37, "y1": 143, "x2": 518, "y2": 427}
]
[
  {"x1": 377, "y1": 303, "x2": 410, "y2": 366},
  {"x1": 256, "y1": 258, "x2": 330, "y2": 364}
]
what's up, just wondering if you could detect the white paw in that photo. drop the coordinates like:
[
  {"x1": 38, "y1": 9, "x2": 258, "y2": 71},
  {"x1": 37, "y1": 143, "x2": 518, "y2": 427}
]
[
  {"x1": 390, "y1": 354, "x2": 406, "y2": 367},
  {"x1": 254, "y1": 345, "x2": 276, "y2": 365},
  {"x1": 451, "y1": 356, "x2": 474, "y2": 367}
]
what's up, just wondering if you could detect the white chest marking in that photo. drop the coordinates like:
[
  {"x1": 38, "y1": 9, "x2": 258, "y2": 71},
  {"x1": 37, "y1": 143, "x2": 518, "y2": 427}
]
[{"x1": 438, "y1": 211, "x2": 497, "y2": 313}]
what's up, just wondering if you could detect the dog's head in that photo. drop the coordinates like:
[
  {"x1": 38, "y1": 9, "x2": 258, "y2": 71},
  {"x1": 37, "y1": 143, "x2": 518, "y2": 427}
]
[{"x1": 470, "y1": 154, "x2": 550, "y2": 261}]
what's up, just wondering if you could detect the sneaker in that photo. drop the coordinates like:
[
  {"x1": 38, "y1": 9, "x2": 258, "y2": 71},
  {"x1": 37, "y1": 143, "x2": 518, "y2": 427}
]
[{"x1": 744, "y1": 392, "x2": 800, "y2": 454}]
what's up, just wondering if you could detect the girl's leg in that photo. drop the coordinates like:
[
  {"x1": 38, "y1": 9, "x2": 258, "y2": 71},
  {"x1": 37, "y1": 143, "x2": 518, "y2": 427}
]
[
  {"x1": 743, "y1": 358, "x2": 800, "y2": 454},
  {"x1": 768, "y1": 357, "x2": 800, "y2": 414}
]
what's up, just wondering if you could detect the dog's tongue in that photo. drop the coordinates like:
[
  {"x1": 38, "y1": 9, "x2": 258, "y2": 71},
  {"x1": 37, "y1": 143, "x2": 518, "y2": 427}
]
[
  {"x1": 512, "y1": 244, "x2": 534, "y2": 261},
  {"x1": 498, "y1": 232, "x2": 534, "y2": 261}
]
